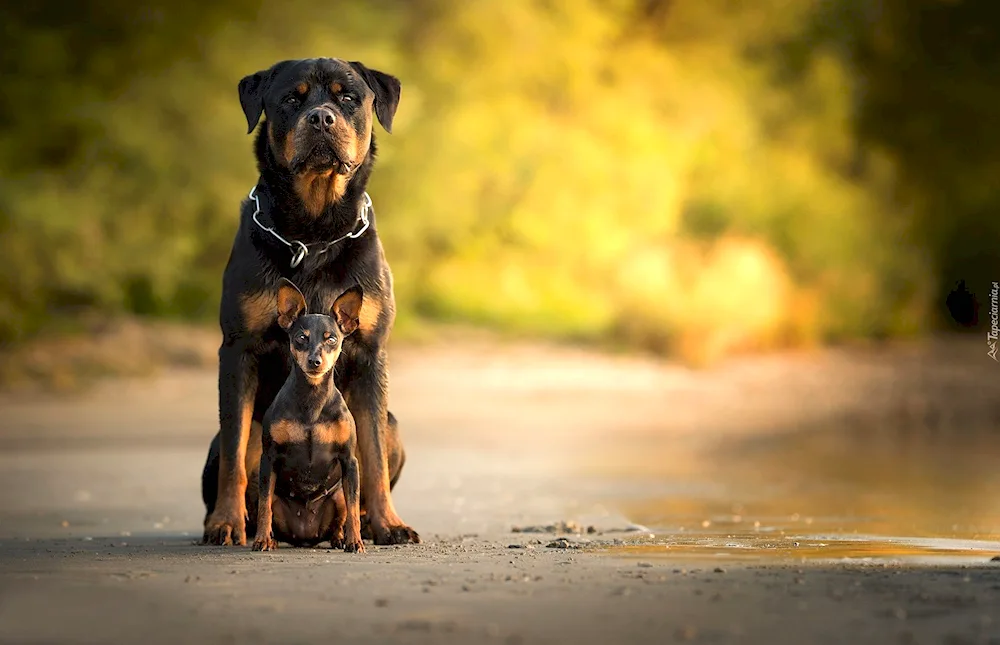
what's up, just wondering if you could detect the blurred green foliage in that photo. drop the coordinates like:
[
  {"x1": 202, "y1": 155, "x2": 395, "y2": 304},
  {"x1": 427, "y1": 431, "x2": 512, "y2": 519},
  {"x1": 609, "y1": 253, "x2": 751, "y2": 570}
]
[{"x1": 1, "y1": 0, "x2": 997, "y2": 362}]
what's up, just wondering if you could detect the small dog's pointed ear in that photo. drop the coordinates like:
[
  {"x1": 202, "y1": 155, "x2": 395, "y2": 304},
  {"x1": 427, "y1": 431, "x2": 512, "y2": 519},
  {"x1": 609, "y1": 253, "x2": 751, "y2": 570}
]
[
  {"x1": 349, "y1": 61, "x2": 401, "y2": 133},
  {"x1": 238, "y1": 71, "x2": 269, "y2": 135},
  {"x1": 276, "y1": 278, "x2": 307, "y2": 330},
  {"x1": 332, "y1": 285, "x2": 363, "y2": 335}
]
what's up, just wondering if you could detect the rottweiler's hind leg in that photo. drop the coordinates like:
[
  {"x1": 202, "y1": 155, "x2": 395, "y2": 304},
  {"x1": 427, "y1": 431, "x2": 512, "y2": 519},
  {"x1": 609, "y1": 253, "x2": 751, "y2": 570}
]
[{"x1": 201, "y1": 433, "x2": 220, "y2": 521}]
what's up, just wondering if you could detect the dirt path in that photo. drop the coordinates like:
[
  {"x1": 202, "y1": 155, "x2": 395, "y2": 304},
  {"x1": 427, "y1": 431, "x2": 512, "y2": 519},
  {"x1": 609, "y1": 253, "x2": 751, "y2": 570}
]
[{"x1": 1, "y1": 335, "x2": 999, "y2": 644}]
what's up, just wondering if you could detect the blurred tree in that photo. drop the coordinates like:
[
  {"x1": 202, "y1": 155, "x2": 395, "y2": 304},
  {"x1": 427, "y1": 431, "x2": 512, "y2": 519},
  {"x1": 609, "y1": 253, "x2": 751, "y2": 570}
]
[
  {"x1": 780, "y1": 0, "x2": 1000, "y2": 327},
  {"x1": 1, "y1": 0, "x2": 994, "y2": 361},
  {"x1": 0, "y1": 0, "x2": 259, "y2": 339}
]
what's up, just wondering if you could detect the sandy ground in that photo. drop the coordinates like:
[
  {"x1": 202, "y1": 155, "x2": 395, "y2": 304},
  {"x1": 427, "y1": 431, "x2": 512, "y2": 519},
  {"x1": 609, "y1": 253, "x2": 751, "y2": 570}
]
[{"x1": 1, "y1": 334, "x2": 1000, "y2": 644}]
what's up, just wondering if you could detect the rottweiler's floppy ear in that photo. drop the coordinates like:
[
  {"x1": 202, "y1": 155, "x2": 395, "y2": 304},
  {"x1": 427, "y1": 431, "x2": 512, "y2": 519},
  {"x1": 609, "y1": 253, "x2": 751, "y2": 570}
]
[
  {"x1": 276, "y1": 278, "x2": 307, "y2": 330},
  {"x1": 349, "y1": 61, "x2": 401, "y2": 134},
  {"x1": 238, "y1": 70, "x2": 269, "y2": 135},
  {"x1": 332, "y1": 285, "x2": 364, "y2": 335}
]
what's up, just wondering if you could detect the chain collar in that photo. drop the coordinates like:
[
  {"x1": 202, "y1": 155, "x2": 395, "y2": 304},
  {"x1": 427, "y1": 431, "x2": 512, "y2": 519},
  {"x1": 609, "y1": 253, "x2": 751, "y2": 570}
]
[{"x1": 249, "y1": 183, "x2": 372, "y2": 269}]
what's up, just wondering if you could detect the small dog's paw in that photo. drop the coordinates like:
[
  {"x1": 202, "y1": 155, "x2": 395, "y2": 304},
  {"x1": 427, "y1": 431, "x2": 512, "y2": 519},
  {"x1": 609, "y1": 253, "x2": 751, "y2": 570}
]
[
  {"x1": 343, "y1": 537, "x2": 366, "y2": 554},
  {"x1": 251, "y1": 535, "x2": 278, "y2": 552},
  {"x1": 329, "y1": 536, "x2": 345, "y2": 550}
]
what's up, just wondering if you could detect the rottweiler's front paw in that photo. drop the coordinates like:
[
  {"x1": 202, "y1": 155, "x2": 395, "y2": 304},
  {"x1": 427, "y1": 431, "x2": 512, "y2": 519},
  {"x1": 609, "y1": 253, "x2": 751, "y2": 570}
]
[
  {"x1": 203, "y1": 504, "x2": 248, "y2": 546},
  {"x1": 252, "y1": 534, "x2": 278, "y2": 552},
  {"x1": 343, "y1": 536, "x2": 366, "y2": 554}
]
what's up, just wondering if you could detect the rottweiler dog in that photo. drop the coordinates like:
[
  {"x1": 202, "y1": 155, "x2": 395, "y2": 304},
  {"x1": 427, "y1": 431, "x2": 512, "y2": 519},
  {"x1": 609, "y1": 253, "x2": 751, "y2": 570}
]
[
  {"x1": 253, "y1": 279, "x2": 364, "y2": 554},
  {"x1": 201, "y1": 57, "x2": 419, "y2": 546}
]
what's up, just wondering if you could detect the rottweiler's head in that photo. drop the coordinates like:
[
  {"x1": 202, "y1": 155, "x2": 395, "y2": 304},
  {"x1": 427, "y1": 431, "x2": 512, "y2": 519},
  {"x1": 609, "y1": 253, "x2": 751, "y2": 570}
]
[
  {"x1": 238, "y1": 58, "x2": 400, "y2": 213},
  {"x1": 275, "y1": 278, "x2": 363, "y2": 382}
]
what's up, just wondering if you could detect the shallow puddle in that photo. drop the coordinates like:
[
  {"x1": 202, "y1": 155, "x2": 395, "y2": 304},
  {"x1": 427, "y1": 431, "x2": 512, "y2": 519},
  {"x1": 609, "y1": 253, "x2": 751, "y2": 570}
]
[
  {"x1": 594, "y1": 425, "x2": 1000, "y2": 563},
  {"x1": 614, "y1": 534, "x2": 1000, "y2": 565}
]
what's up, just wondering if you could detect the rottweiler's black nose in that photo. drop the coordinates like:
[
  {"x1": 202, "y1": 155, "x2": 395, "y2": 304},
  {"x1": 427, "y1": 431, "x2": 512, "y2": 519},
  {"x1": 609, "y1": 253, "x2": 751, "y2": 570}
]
[{"x1": 306, "y1": 107, "x2": 336, "y2": 131}]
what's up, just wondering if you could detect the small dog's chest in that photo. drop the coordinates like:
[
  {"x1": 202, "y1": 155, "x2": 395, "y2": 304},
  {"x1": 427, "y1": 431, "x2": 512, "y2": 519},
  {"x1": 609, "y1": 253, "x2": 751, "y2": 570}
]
[
  {"x1": 270, "y1": 421, "x2": 346, "y2": 499},
  {"x1": 269, "y1": 489, "x2": 341, "y2": 547}
]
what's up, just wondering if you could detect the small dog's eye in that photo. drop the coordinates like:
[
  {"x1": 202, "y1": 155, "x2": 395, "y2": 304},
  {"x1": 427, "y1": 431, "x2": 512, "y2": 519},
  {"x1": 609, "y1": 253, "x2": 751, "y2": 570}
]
[
  {"x1": 326, "y1": 336, "x2": 337, "y2": 345},
  {"x1": 297, "y1": 333, "x2": 307, "y2": 343}
]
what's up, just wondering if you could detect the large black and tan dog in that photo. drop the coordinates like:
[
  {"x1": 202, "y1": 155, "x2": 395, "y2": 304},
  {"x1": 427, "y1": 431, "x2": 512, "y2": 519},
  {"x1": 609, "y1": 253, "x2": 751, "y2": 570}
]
[{"x1": 201, "y1": 57, "x2": 419, "y2": 546}]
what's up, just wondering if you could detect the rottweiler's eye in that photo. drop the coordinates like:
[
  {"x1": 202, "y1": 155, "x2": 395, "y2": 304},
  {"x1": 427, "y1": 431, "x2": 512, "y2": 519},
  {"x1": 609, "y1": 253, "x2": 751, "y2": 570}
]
[
  {"x1": 339, "y1": 95, "x2": 354, "y2": 104},
  {"x1": 285, "y1": 96, "x2": 300, "y2": 105}
]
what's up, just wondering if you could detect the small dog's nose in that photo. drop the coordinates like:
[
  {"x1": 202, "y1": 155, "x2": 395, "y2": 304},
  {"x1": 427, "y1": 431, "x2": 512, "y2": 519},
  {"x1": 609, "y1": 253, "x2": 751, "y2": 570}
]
[
  {"x1": 306, "y1": 107, "x2": 335, "y2": 131},
  {"x1": 308, "y1": 357, "x2": 323, "y2": 369}
]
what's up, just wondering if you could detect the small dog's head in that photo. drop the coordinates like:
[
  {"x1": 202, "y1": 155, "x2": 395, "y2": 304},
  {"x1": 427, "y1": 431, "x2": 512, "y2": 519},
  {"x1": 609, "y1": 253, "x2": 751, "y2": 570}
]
[
  {"x1": 275, "y1": 279, "x2": 363, "y2": 381},
  {"x1": 238, "y1": 57, "x2": 400, "y2": 184}
]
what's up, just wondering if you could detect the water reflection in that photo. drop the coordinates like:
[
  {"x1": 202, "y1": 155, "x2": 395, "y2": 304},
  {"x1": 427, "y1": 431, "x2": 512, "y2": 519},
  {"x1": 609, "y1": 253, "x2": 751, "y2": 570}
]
[
  {"x1": 618, "y1": 536, "x2": 1000, "y2": 565},
  {"x1": 601, "y1": 425, "x2": 1000, "y2": 562}
]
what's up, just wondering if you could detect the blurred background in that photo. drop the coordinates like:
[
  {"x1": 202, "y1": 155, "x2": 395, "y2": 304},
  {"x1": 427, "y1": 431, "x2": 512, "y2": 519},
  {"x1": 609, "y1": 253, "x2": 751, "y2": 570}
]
[{"x1": 2, "y1": 0, "x2": 999, "y2": 371}]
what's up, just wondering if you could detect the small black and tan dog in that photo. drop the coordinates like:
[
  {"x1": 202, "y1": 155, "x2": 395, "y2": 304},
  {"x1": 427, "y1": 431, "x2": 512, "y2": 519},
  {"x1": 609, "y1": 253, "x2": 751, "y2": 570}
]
[
  {"x1": 252, "y1": 279, "x2": 364, "y2": 554},
  {"x1": 201, "y1": 58, "x2": 419, "y2": 547}
]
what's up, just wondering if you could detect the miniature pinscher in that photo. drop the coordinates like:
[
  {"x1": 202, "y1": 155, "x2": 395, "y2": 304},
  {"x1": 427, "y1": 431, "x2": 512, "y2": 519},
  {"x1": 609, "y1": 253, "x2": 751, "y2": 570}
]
[{"x1": 252, "y1": 278, "x2": 365, "y2": 553}]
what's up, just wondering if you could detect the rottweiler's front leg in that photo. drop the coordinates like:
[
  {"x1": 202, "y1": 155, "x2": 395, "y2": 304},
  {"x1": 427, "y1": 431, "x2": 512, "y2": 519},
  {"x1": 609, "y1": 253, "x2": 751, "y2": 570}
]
[
  {"x1": 339, "y1": 443, "x2": 365, "y2": 553},
  {"x1": 252, "y1": 454, "x2": 278, "y2": 552},
  {"x1": 344, "y1": 351, "x2": 419, "y2": 546},
  {"x1": 203, "y1": 345, "x2": 257, "y2": 546}
]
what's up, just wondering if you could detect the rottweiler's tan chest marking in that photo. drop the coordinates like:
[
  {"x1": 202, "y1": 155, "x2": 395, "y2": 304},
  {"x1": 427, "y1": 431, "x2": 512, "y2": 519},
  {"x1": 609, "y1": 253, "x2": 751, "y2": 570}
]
[
  {"x1": 358, "y1": 293, "x2": 383, "y2": 335},
  {"x1": 294, "y1": 171, "x2": 349, "y2": 217},
  {"x1": 240, "y1": 291, "x2": 278, "y2": 334}
]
